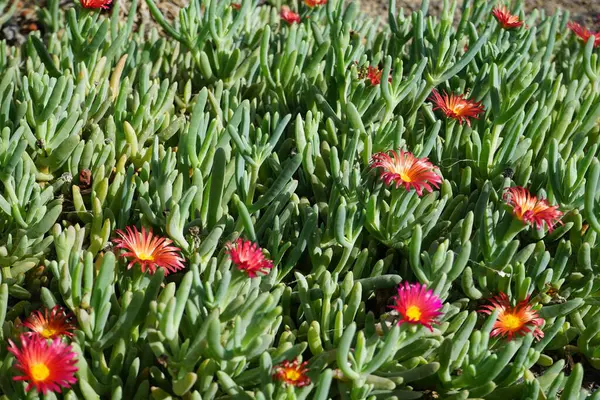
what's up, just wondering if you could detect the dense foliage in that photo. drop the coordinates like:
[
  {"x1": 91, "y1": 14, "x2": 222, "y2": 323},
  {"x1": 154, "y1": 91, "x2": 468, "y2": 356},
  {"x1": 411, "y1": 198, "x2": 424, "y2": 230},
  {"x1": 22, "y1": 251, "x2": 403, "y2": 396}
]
[{"x1": 1, "y1": 0, "x2": 600, "y2": 398}]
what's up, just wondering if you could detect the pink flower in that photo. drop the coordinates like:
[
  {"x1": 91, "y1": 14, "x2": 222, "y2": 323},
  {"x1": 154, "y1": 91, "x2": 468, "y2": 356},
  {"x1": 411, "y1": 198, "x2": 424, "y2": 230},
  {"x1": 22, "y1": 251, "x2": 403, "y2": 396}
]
[
  {"x1": 390, "y1": 282, "x2": 444, "y2": 331},
  {"x1": 429, "y1": 89, "x2": 485, "y2": 127},
  {"x1": 273, "y1": 359, "x2": 311, "y2": 387},
  {"x1": 370, "y1": 150, "x2": 442, "y2": 196},
  {"x1": 504, "y1": 187, "x2": 563, "y2": 232},
  {"x1": 8, "y1": 336, "x2": 78, "y2": 395},
  {"x1": 113, "y1": 226, "x2": 185, "y2": 275},
  {"x1": 226, "y1": 239, "x2": 274, "y2": 277},
  {"x1": 480, "y1": 292, "x2": 544, "y2": 341},
  {"x1": 22, "y1": 306, "x2": 76, "y2": 340}
]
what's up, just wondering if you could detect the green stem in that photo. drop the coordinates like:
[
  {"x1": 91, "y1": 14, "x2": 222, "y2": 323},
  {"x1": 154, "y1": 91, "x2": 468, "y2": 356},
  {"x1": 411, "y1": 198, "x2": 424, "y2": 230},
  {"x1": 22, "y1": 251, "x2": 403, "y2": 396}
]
[{"x1": 246, "y1": 164, "x2": 259, "y2": 206}]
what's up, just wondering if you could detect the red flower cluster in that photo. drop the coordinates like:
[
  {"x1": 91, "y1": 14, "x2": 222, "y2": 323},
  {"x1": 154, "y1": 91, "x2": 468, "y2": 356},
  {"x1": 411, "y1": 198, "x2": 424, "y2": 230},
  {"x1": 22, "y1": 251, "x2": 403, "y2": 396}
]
[
  {"x1": 480, "y1": 293, "x2": 544, "y2": 341},
  {"x1": 281, "y1": 6, "x2": 301, "y2": 24},
  {"x1": 492, "y1": 6, "x2": 524, "y2": 29},
  {"x1": 22, "y1": 306, "x2": 75, "y2": 340},
  {"x1": 226, "y1": 238, "x2": 274, "y2": 277},
  {"x1": 357, "y1": 65, "x2": 392, "y2": 86},
  {"x1": 273, "y1": 359, "x2": 311, "y2": 387},
  {"x1": 370, "y1": 150, "x2": 442, "y2": 196},
  {"x1": 305, "y1": 0, "x2": 327, "y2": 6},
  {"x1": 503, "y1": 187, "x2": 563, "y2": 232},
  {"x1": 390, "y1": 282, "x2": 444, "y2": 331},
  {"x1": 8, "y1": 336, "x2": 78, "y2": 394},
  {"x1": 429, "y1": 89, "x2": 485, "y2": 127},
  {"x1": 80, "y1": 0, "x2": 112, "y2": 9},
  {"x1": 568, "y1": 22, "x2": 600, "y2": 48},
  {"x1": 114, "y1": 226, "x2": 186, "y2": 276}
]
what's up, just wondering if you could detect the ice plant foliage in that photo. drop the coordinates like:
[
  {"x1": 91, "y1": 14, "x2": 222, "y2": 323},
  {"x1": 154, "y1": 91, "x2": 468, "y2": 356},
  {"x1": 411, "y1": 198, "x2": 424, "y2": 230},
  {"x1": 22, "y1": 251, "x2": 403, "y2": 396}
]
[
  {"x1": 5, "y1": 0, "x2": 600, "y2": 397},
  {"x1": 504, "y1": 187, "x2": 563, "y2": 232},
  {"x1": 480, "y1": 293, "x2": 544, "y2": 341},
  {"x1": 22, "y1": 306, "x2": 75, "y2": 340},
  {"x1": 226, "y1": 238, "x2": 274, "y2": 277},
  {"x1": 492, "y1": 5, "x2": 524, "y2": 29},
  {"x1": 567, "y1": 22, "x2": 600, "y2": 48},
  {"x1": 370, "y1": 150, "x2": 442, "y2": 196},
  {"x1": 7, "y1": 336, "x2": 78, "y2": 395},
  {"x1": 273, "y1": 359, "x2": 311, "y2": 387},
  {"x1": 429, "y1": 89, "x2": 485, "y2": 127},
  {"x1": 390, "y1": 282, "x2": 443, "y2": 331},
  {"x1": 113, "y1": 226, "x2": 185, "y2": 275},
  {"x1": 80, "y1": 0, "x2": 112, "y2": 9},
  {"x1": 305, "y1": 0, "x2": 327, "y2": 7},
  {"x1": 280, "y1": 6, "x2": 301, "y2": 24}
]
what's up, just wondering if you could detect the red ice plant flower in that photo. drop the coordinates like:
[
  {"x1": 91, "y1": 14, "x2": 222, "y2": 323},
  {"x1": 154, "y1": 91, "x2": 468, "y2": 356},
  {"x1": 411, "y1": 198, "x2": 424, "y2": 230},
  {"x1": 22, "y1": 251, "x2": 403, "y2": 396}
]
[
  {"x1": 357, "y1": 65, "x2": 392, "y2": 86},
  {"x1": 366, "y1": 66, "x2": 384, "y2": 85},
  {"x1": 114, "y1": 226, "x2": 185, "y2": 275},
  {"x1": 22, "y1": 306, "x2": 75, "y2": 340},
  {"x1": 273, "y1": 359, "x2": 311, "y2": 387},
  {"x1": 280, "y1": 6, "x2": 301, "y2": 24},
  {"x1": 504, "y1": 187, "x2": 563, "y2": 232},
  {"x1": 480, "y1": 292, "x2": 544, "y2": 341},
  {"x1": 492, "y1": 5, "x2": 524, "y2": 29},
  {"x1": 390, "y1": 282, "x2": 444, "y2": 331},
  {"x1": 8, "y1": 336, "x2": 78, "y2": 395},
  {"x1": 370, "y1": 150, "x2": 442, "y2": 196},
  {"x1": 231, "y1": 3, "x2": 241, "y2": 10},
  {"x1": 567, "y1": 21, "x2": 600, "y2": 48},
  {"x1": 429, "y1": 89, "x2": 485, "y2": 127},
  {"x1": 80, "y1": 0, "x2": 112, "y2": 10},
  {"x1": 305, "y1": 0, "x2": 327, "y2": 6},
  {"x1": 226, "y1": 238, "x2": 274, "y2": 277}
]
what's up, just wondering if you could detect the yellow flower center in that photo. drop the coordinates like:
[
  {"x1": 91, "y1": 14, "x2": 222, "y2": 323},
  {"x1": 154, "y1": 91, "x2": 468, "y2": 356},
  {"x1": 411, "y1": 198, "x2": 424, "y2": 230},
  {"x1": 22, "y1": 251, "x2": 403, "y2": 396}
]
[
  {"x1": 136, "y1": 251, "x2": 154, "y2": 261},
  {"x1": 502, "y1": 313, "x2": 523, "y2": 331},
  {"x1": 406, "y1": 305, "x2": 422, "y2": 321},
  {"x1": 30, "y1": 363, "x2": 50, "y2": 382},
  {"x1": 451, "y1": 103, "x2": 466, "y2": 114},
  {"x1": 284, "y1": 369, "x2": 301, "y2": 382},
  {"x1": 40, "y1": 328, "x2": 56, "y2": 338},
  {"x1": 400, "y1": 172, "x2": 412, "y2": 182}
]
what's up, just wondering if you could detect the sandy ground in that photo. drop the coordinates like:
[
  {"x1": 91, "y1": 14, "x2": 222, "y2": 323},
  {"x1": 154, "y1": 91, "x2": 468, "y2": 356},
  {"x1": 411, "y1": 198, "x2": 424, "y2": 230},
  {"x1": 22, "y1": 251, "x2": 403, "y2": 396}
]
[
  {"x1": 362, "y1": 0, "x2": 600, "y2": 25},
  {"x1": 3, "y1": 0, "x2": 600, "y2": 45}
]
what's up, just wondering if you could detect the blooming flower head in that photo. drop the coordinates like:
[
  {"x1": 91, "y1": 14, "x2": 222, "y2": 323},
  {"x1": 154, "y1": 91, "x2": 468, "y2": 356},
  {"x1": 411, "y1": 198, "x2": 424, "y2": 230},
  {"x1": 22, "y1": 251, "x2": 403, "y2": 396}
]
[
  {"x1": 567, "y1": 22, "x2": 600, "y2": 48},
  {"x1": 390, "y1": 282, "x2": 443, "y2": 331},
  {"x1": 370, "y1": 150, "x2": 443, "y2": 196},
  {"x1": 8, "y1": 336, "x2": 78, "y2": 395},
  {"x1": 305, "y1": 0, "x2": 327, "y2": 6},
  {"x1": 280, "y1": 6, "x2": 301, "y2": 24},
  {"x1": 366, "y1": 66, "x2": 383, "y2": 86},
  {"x1": 492, "y1": 6, "x2": 524, "y2": 29},
  {"x1": 273, "y1": 359, "x2": 311, "y2": 387},
  {"x1": 113, "y1": 226, "x2": 185, "y2": 276},
  {"x1": 356, "y1": 65, "x2": 392, "y2": 86},
  {"x1": 231, "y1": 3, "x2": 241, "y2": 10},
  {"x1": 504, "y1": 187, "x2": 563, "y2": 232},
  {"x1": 22, "y1": 306, "x2": 76, "y2": 340},
  {"x1": 429, "y1": 89, "x2": 485, "y2": 127},
  {"x1": 226, "y1": 238, "x2": 274, "y2": 277},
  {"x1": 479, "y1": 292, "x2": 544, "y2": 341},
  {"x1": 80, "y1": 0, "x2": 112, "y2": 9}
]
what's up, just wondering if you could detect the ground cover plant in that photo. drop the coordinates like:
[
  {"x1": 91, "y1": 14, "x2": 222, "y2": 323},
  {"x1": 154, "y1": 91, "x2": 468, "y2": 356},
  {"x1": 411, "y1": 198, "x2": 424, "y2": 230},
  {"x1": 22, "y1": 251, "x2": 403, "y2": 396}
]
[{"x1": 1, "y1": 0, "x2": 600, "y2": 398}]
